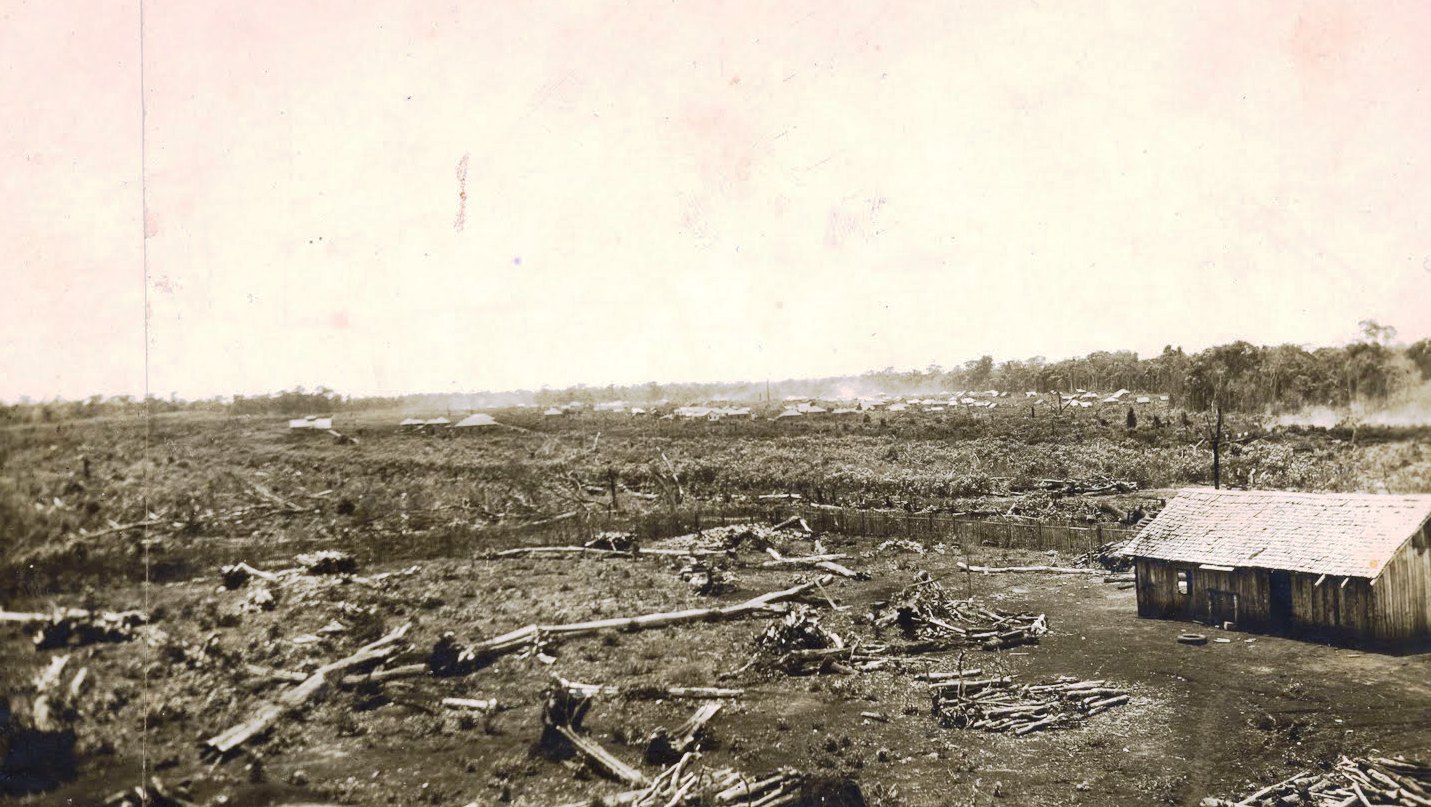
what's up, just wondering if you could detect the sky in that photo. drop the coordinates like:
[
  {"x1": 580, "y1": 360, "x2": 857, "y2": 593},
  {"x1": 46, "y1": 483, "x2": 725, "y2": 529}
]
[{"x1": 3, "y1": 1, "x2": 1431, "y2": 401}]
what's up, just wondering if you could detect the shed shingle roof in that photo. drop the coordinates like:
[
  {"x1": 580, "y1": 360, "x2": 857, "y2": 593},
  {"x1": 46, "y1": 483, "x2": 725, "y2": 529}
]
[{"x1": 1123, "y1": 489, "x2": 1431, "y2": 578}]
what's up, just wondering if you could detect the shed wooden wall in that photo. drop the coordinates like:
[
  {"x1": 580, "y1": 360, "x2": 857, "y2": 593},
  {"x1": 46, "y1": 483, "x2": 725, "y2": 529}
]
[
  {"x1": 1134, "y1": 560, "x2": 1269, "y2": 625},
  {"x1": 1133, "y1": 548, "x2": 1426, "y2": 644},
  {"x1": 1370, "y1": 522, "x2": 1431, "y2": 642}
]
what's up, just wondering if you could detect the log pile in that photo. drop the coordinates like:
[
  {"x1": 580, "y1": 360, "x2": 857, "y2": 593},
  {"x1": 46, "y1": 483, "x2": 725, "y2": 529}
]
[
  {"x1": 1073, "y1": 540, "x2": 1133, "y2": 573},
  {"x1": 932, "y1": 674, "x2": 1130, "y2": 735},
  {"x1": 1202, "y1": 755, "x2": 1431, "y2": 807},
  {"x1": 876, "y1": 579, "x2": 1049, "y2": 650}
]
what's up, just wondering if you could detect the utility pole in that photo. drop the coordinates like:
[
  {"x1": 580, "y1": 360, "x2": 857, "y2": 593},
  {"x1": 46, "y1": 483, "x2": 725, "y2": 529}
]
[{"x1": 1208, "y1": 402, "x2": 1224, "y2": 489}]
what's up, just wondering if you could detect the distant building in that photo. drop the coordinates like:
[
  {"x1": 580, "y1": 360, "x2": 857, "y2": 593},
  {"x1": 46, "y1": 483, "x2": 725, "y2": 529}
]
[
  {"x1": 453, "y1": 413, "x2": 497, "y2": 429},
  {"x1": 1123, "y1": 489, "x2": 1431, "y2": 645}
]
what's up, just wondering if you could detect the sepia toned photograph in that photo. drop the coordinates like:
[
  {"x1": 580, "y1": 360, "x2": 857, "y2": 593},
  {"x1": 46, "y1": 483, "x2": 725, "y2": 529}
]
[{"x1": 3, "y1": 2, "x2": 1429, "y2": 805}]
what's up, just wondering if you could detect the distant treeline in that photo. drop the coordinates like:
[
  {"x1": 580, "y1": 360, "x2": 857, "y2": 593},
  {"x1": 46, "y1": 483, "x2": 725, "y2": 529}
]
[{"x1": 4, "y1": 327, "x2": 1429, "y2": 425}]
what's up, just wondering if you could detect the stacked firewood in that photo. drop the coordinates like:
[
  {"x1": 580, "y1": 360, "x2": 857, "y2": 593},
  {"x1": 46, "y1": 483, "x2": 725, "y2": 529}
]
[
  {"x1": 875, "y1": 579, "x2": 1049, "y2": 650},
  {"x1": 1203, "y1": 755, "x2": 1431, "y2": 807},
  {"x1": 931, "y1": 674, "x2": 1129, "y2": 735}
]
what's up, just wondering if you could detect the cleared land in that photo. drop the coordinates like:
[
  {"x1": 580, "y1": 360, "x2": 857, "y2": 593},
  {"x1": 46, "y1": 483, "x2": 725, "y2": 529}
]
[{"x1": 1, "y1": 410, "x2": 1428, "y2": 806}]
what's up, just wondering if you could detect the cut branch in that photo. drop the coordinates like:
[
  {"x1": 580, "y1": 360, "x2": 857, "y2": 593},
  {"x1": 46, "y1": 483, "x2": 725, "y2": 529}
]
[{"x1": 202, "y1": 623, "x2": 410, "y2": 756}]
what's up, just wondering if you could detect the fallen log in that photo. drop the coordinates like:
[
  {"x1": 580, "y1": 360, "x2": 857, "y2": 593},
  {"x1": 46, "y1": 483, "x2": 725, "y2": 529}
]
[
  {"x1": 436, "y1": 579, "x2": 828, "y2": 675},
  {"x1": 202, "y1": 623, "x2": 410, "y2": 756},
  {"x1": 957, "y1": 562, "x2": 1104, "y2": 575},
  {"x1": 442, "y1": 697, "x2": 498, "y2": 711},
  {"x1": 490, "y1": 545, "x2": 728, "y2": 559}
]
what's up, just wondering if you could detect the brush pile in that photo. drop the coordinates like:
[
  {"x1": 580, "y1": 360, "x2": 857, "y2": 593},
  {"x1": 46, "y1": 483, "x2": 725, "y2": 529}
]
[
  {"x1": 652, "y1": 522, "x2": 799, "y2": 555},
  {"x1": 751, "y1": 605, "x2": 892, "y2": 675},
  {"x1": 566, "y1": 754, "x2": 859, "y2": 807},
  {"x1": 875, "y1": 579, "x2": 1048, "y2": 650},
  {"x1": 932, "y1": 674, "x2": 1129, "y2": 735},
  {"x1": 1202, "y1": 755, "x2": 1431, "y2": 807}
]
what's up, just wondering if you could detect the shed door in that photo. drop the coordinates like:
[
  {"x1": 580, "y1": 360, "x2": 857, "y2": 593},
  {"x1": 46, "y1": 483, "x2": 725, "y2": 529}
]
[
  {"x1": 1269, "y1": 571, "x2": 1293, "y2": 632},
  {"x1": 1208, "y1": 590, "x2": 1239, "y2": 626}
]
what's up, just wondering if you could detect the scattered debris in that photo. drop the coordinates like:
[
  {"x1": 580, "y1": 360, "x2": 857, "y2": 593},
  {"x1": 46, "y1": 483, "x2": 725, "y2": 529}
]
[
  {"x1": 427, "y1": 579, "x2": 830, "y2": 677},
  {"x1": 874, "y1": 579, "x2": 1049, "y2": 651},
  {"x1": 0, "y1": 608, "x2": 148, "y2": 650},
  {"x1": 1202, "y1": 755, "x2": 1431, "y2": 807},
  {"x1": 562, "y1": 756, "x2": 858, "y2": 807},
  {"x1": 219, "y1": 561, "x2": 279, "y2": 589},
  {"x1": 202, "y1": 623, "x2": 412, "y2": 756},
  {"x1": 1033, "y1": 478, "x2": 1138, "y2": 496},
  {"x1": 932, "y1": 674, "x2": 1130, "y2": 735},
  {"x1": 771, "y1": 515, "x2": 814, "y2": 534},
  {"x1": 585, "y1": 531, "x2": 639, "y2": 552},
  {"x1": 875, "y1": 538, "x2": 927, "y2": 554},
  {"x1": 1073, "y1": 539, "x2": 1134, "y2": 572},
  {"x1": 541, "y1": 678, "x2": 647, "y2": 786},
  {"x1": 760, "y1": 547, "x2": 865, "y2": 578},
  {"x1": 296, "y1": 550, "x2": 359, "y2": 575},
  {"x1": 677, "y1": 555, "x2": 739, "y2": 595},
  {"x1": 645, "y1": 701, "x2": 722, "y2": 764},
  {"x1": 103, "y1": 775, "x2": 195, "y2": 807},
  {"x1": 1, "y1": 654, "x2": 88, "y2": 794}
]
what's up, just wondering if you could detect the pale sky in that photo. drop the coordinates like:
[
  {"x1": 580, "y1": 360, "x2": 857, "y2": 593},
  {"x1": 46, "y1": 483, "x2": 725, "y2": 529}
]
[{"x1": 4, "y1": 1, "x2": 1431, "y2": 401}]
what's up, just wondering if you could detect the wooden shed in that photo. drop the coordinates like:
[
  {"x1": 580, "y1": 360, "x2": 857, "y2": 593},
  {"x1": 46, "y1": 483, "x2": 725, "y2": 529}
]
[{"x1": 1122, "y1": 489, "x2": 1431, "y2": 646}]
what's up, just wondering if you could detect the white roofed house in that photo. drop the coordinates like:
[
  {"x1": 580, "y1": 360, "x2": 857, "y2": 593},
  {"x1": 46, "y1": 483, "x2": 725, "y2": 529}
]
[
  {"x1": 452, "y1": 413, "x2": 497, "y2": 429},
  {"x1": 1123, "y1": 489, "x2": 1431, "y2": 646}
]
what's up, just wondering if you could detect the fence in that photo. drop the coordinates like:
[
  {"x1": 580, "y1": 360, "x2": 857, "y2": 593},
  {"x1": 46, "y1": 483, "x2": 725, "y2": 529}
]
[
  {"x1": 789, "y1": 505, "x2": 1134, "y2": 554},
  {"x1": 4, "y1": 500, "x2": 1135, "y2": 599},
  {"x1": 484, "y1": 501, "x2": 1136, "y2": 556}
]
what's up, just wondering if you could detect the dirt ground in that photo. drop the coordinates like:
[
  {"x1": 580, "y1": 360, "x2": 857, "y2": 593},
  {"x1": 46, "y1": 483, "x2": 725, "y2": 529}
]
[{"x1": 6, "y1": 533, "x2": 1428, "y2": 807}]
